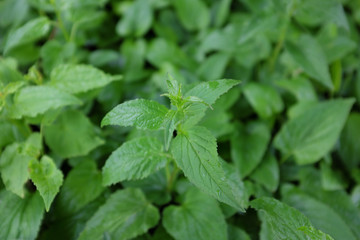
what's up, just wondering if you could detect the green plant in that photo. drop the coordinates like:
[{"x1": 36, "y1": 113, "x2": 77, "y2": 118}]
[{"x1": 1, "y1": 0, "x2": 360, "y2": 239}]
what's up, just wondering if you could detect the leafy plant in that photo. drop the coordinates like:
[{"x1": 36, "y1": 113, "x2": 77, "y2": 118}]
[{"x1": 1, "y1": 0, "x2": 360, "y2": 239}]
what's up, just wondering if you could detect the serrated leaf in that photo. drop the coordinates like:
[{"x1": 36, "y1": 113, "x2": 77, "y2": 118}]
[
  {"x1": 50, "y1": 64, "x2": 122, "y2": 94},
  {"x1": 0, "y1": 143, "x2": 32, "y2": 197},
  {"x1": 171, "y1": 126, "x2": 247, "y2": 210},
  {"x1": 102, "y1": 137, "x2": 168, "y2": 185},
  {"x1": 101, "y1": 99, "x2": 168, "y2": 130},
  {"x1": 43, "y1": 110, "x2": 104, "y2": 158},
  {"x1": 243, "y1": 82, "x2": 284, "y2": 119},
  {"x1": 282, "y1": 184, "x2": 356, "y2": 240},
  {"x1": 231, "y1": 121, "x2": 271, "y2": 178},
  {"x1": 251, "y1": 197, "x2": 333, "y2": 240},
  {"x1": 4, "y1": 16, "x2": 50, "y2": 54},
  {"x1": 10, "y1": 85, "x2": 81, "y2": 118},
  {"x1": 286, "y1": 35, "x2": 333, "y2": 90},
  {"x1": 29, "y1": 156, "x2": 64, "y2": 211},
  {"x1": 163, "y1": 188, "x2": 227, "y2": 240},
  {"x1": 298, "y1": 226, "x2": 334, "y2": 240},
  {"x1": 162, "y1": 110, "x2": 184, "y2": 151},
  {"x1": 78, "y1": 188, "x2": 160, "y2": 240},
  {"x1": 0, "y1": 191, "x2": 44, "y2": 240},
  {"x1": 56, "y1": 161, "x2": 105, "y2": 216},
  {"x1": 185, "y1": 79, "x2": 240, "y2": 106},
  {"x1": 274, "y1": 99, "x2": 354, "y2": 164}
]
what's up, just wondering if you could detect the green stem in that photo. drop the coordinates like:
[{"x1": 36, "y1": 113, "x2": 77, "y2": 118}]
[
  {"x1": 167, "y1": 164, "x2": 179, "y2": 192},
  {"x1": 50, "y1": 0, "x2": 70, "y2": 41}
]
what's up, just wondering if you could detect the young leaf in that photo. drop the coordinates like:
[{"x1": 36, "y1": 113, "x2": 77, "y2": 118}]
[
  {"x1": 286, "y1": 35, "x2": 333, "y2": 90},
  {"x1": 101, "y1": 99, "x2": 168, "y2": 130},
  {"x1": 0, "y1": 191, "x2": 44, "y2": 240},
  {"x1": 102, "y1": 137, "x2": 168, "y2": 185},
  {"x1": 243, "y1": 82, "x2": 284, "y2": 119},
  {"x1": 171, "y1": 126, "x2": 247, "y2": 210},
  {"x1": 78, "y1": 188, "x2": 160, "y2": 240},
  {"x1": 10, "y1": 85, "x2": 82, "y2": 118},
  {"x1": 163, "y1": 188, "x2": 227, "y2": 240},
  {"x1": 28, "y1": 156, "x2": 64, "y2": 211},
  {"x1": 274, "y1": 99, "x2": 354, "y2": 164},
  {"x1": 231, "y1": 121, "x2": 271, "y2": 178},
  {"x1": 251, "y1": 197, "x2": 333, "y2": 240},
  {"x1": 4, "y1": 16, "x2": 51, "y2": 54},
  {"x1": 56, "y1": 161, "x2": 105, "y2": 215},
  {"x1": 0, "y1": 143, "x2": 32, "y2": 197},
  {"x1": 43, "y1": 110, "x2": 104, "y2": 158},
  {"x1": 50, "y1": 64, "x2": 122, "y2": 94}
]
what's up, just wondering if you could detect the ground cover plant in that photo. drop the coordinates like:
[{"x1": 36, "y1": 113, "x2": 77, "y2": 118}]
[{"x1": 0, "y1": 0, "x2": 360, "y2": 239}]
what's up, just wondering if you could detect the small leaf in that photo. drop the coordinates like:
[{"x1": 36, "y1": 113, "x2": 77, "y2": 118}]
[
  {"x1": 250, "y1": 153, "x2": 279, "y2": 192},
  {"x1": 274, "y1": 99, "x2": 354, "y2": 164},
  {"x1": 231, "y1": 121, "x2": 271, "y2": 178},
  {"x1": 101, "y1": 99, "x2": 168, "y2": 130},
  {"x1": 4, "y1": 16, "x2": 50, "y2": 54},
  {"x1": 163, "y1": 188, "x2": 227, "y2": 240},
  {"x1": 243, "y1": 82, "x2": 284, "y2": 119},
  {"x1": 78, "y1": 188, "x2": 160, "y2": 240},
  {"x1": 173, "y1": 0, "x2": 210, "y2": 31},
  {"x1": 171, "y1": 126, "x2": 247, "y2": 210},
  {"x1": 50, "y1": 64, "x2": 122, "y2": 94},
  {"x1": 286, "y1": 35, "x2": 333, "y2": 90},
  {"x1": 29, "y1": 156, "x2": 64, "y2": 211},
  {"x1": 0, "y1": 143, "x2": 32, "y2": 197},
  {"x1": 10, "y1": 85, "x2": 81, "y2": 118},
  {"x1": 102, "y1": 137, "x2": 168, "y2": 185},
  {"x1": 0, "y1": 191, "x2": 44, "y2": 240},
  {"x1": 185, "y1": 79, "x2": 241, "y2": 106}
]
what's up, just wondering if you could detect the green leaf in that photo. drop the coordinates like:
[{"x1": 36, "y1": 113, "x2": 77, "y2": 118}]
[
  {"x1": 276, "y1": 77, "x2": 317, "y2": 102},
  {"x1": 101, "y1": 99, "x2": 168, "y2": 130},
  {"x1": 29, "y1": 155, "x2": 64, "y2": 211},
  {"x1": 50, "y1": 64, "x2": 122, "y2": 94},
  {"x1": 228, "y1": 225, "x2": 251, "y2": 240},
  {"x1": 78, "y1": 188, "x2": 160, "y2": 240},
  {"x1": 0, "y1": 191, "x2": 44, "y2": 240},
  {"x1": 298, "y1": 168, "x2": 360, "y2": 239},
  {"x1": 163, "y1": 188, "x2": 227, "y2": 240},
  {"x1": 10, "y1": 85, "x2": 81, "y2": 118},
  {"x1": 173, "y1": 0, "x2": 210, "y2": 31},
  {"x1": 339, "y1": 113, "x2": 360, "y2": 169},
  {"x1": 298, "y1": 226, "x2": 334, "y2": 240},
  {"x1": 286, "y1": 35, "x2": 333, "y2": 90},
  {"x1": 102, "y1": 137, "x2": 168, "y2": 185},
  {"x1": 56, "y1": 161, "x2": 104, "y2": 215},
  {"x1": 231, "y1": 121, "x2": 271, "y2": 178},
  {"x1": 0, "y1": 143, "x2": 32, "y2": 197},
  {"x1": 4, "y1": 16, "x2": 50, "y2": 54},
  {"x1": 274, "y1": 99, "x2": 354, "y2": 164},
  {"x1": 171, "y1": 126, "x2": 247, "y2": 210},
  {"x1": 243, "y1": 82, "x2": 284, "y2": 119},
  {"x1": 196, "y1": 53, "x2": 230, "y2": 81},
  {"x1": 251, "y1": 197, "x2": 333, "y2": 240},
  {"x1": 250, "y1": 153, "x2": 279, "y2": 192},
  {"x1": 43, "y1": 110, "x2": 104, "y2": 158},
  {"x1": 162, "y1": 110, "x2": 184, "y2": 151},
  {"x1": 116, "y1": 0, "x2": 153, "y2": 37},
  {"x1": 185, "y1": 79, "x2": 241, "y2": 106},
  {"x1": 282, "y1": 184, "x2": 355, "y2": 240}
]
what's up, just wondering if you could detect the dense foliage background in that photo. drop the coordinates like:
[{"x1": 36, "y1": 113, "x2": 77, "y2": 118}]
[{"x1": 1, "y1": 0, "x2": 360, "y2": 239}]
